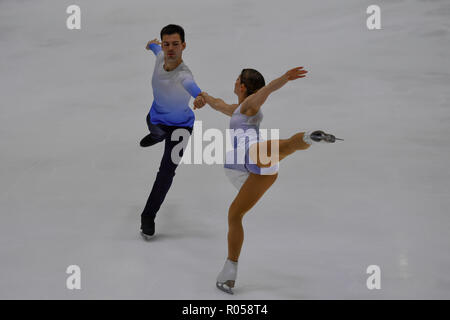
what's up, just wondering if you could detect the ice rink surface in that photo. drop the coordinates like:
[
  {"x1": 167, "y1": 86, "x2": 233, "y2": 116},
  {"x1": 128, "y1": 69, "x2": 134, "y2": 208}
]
[{"x1": 1, "y1": 0, "x2": 450, "y2": 299}]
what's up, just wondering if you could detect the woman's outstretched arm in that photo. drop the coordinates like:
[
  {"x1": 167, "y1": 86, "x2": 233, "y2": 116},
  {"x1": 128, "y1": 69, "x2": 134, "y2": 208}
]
[
  {"x1": 242, "y1": 67, "x2": 308, "y2": 114},
  {"x1": 195, "y1": 92, "x2": 238, "y2": 117}
]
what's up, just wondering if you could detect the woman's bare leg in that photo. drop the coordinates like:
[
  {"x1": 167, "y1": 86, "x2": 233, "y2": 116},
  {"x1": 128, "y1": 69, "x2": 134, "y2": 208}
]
[
  {"x1": 227, "y1": 173, "x2": 278, "y2": 262},
  {"x1": 249, "y1": 132, "x2": 310, "y2": 168}
]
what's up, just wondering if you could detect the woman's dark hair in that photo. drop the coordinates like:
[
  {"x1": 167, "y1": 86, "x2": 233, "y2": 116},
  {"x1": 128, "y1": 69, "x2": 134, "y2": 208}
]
[
  {"x1": 239, "y1": 69, "x2": 265, "y2": 96},
  {"x1": 160, "y1": 24, "x2": 185, "y2": 43}
]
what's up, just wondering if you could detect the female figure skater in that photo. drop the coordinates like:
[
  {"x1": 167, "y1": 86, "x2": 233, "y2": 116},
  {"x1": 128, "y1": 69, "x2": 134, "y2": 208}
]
[{"x1": 196, "y1": 66, "x2": 342, "y2": 294}]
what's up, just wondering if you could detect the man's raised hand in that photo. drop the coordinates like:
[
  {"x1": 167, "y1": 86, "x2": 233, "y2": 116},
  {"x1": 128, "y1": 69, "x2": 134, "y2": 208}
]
[{"x1": 146, "y1": 38, "x2": 161, "y2": 50}]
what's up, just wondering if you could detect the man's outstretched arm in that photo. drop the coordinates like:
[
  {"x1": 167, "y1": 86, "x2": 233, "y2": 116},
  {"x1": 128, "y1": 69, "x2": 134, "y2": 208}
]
[
  {"x1": 179, "y1": 75, "x2": 207, "y2": 110},
  {"x1": 181, "y1": 76, "x2": 201, "y2": 98},
  {"x1": 145, "y1": 39, "x2": 162, "y2": 56}
]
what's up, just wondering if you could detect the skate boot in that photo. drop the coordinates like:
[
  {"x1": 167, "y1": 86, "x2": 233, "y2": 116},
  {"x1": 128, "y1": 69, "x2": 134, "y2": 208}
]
[
  {"x1": 216, "y1": 259, "x2": 238, "y2": 295},
  {"x1": 140, "y1": 229, "x2": 154, "y2": 241},
  {"x1": 140, "y1": 217, "x2": 155, "y2": 241},
  {"x1": 303, "y1": 130, "x2": 343, "y2": 144}
]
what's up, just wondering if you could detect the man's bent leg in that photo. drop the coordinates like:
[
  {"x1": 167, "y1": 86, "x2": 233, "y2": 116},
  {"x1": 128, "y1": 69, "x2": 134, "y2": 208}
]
[
  {"x1": 140, "y1": 114, "x2": 167, "y2": 147},
  {"x1": 140, "y1": 133, "x2": 164, "y2": 147}
]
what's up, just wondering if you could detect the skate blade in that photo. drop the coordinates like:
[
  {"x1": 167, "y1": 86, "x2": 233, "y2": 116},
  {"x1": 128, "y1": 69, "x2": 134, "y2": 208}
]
[
  {"x1": 216, "y1": 281, "x2": 235, "y2": 295},
  {"x1": 140, "y1": 231, "x2": 154, "y2": 241},
  {"x1": 324, "y1": 135, "x2": 344, "y2": 143}
]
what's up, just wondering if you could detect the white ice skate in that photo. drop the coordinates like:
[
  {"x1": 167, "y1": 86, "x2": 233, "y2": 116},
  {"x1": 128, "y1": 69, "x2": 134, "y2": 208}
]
[{"x1": 216, "y1": 259, "x2": 238, "y2": 295}]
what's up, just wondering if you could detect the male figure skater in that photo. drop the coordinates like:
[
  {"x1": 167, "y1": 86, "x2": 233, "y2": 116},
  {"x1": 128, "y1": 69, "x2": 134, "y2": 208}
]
[{"x1": 140, "y1": 24, "x2": 205, "y2": 239}]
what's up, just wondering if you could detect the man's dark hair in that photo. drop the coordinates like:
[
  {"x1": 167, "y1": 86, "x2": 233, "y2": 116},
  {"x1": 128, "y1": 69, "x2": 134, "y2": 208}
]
[
  {"x1": 160, "y1": 24, "x2": 185, "y2": 43},
  {"x1": 239, "y1": 69, "x2": 266, "y2": 96}
]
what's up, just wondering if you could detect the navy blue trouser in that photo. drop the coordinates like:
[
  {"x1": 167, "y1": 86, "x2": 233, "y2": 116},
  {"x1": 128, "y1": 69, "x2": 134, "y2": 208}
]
[{"x1": 141, "y1": 114, "x2": 193, "y2": 229}]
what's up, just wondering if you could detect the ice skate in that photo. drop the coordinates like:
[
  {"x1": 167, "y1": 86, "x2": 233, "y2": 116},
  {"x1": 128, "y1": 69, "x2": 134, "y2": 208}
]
[
  {"x1": 216, "y1": 279, "x2": 235, "y2": 295},
  {"x1": 140, "y1": 230, "x2": 154, "y2": 241},
  {"x1": 216, "y1": 259, "x2": 238, "y2": 295},
  {"x1": 140, "y1": 217, "x2": 155, "y2": 241},
  {"x1": 310, "y1": 130, "x2": 343, "y2": 143},
  {"x1": 304, "y1": 130, "x2": 343, "y2": 144}
]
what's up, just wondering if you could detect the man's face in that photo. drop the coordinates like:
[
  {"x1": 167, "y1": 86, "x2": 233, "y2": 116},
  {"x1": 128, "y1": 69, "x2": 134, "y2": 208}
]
[{"x1": 161, "y1": 33, "x2": 185, "y2": 61}]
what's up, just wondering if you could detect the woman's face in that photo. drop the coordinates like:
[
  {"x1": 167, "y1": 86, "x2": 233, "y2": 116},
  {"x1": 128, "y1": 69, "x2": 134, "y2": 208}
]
[{"x1": 234, "y1": 76, "x2": 243, "y2": 96}]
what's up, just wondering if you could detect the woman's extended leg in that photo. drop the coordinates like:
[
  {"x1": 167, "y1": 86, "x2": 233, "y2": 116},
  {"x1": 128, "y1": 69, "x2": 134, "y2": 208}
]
[
  {"x1": 249, "y1": 132, "x2": 310, "y2": 168},
  {"x1": 227, "y1": 172, "x2": 278, "y2": 261}
]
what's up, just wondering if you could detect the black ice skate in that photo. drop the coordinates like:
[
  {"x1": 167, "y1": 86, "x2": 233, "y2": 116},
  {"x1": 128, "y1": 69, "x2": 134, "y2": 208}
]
[
  {"x1": 140, "y1": 218, "x2": 155, "y2": 241},
  {"x1": 140, "y1": 230, "x2": 154, "y2": 241}
]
